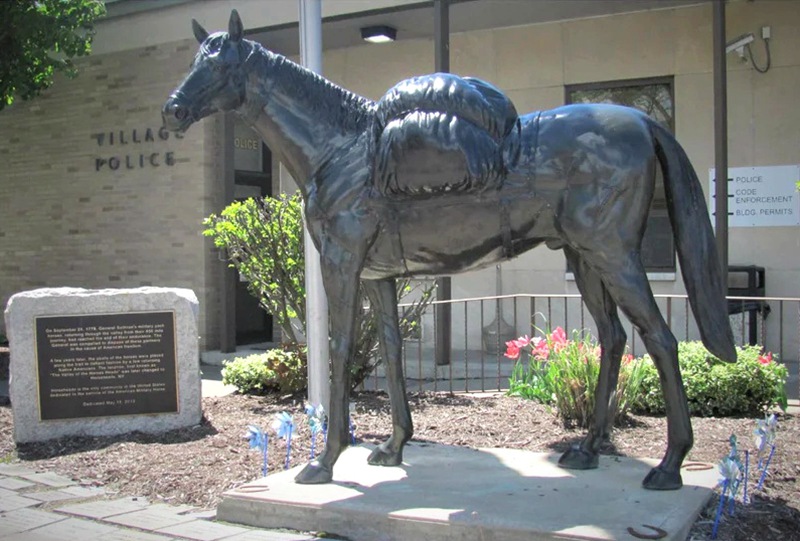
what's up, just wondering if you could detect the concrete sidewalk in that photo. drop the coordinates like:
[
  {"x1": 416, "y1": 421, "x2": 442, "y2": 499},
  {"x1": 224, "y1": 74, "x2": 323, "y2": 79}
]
[{"x1": 200, "y1": 362, "x2": 238, "y2": 398}]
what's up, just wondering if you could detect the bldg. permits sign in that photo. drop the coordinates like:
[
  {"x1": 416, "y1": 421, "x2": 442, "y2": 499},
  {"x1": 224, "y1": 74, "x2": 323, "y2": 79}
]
[{"x1": 709, "y1": 165, "x2": 800, "y2": 227}]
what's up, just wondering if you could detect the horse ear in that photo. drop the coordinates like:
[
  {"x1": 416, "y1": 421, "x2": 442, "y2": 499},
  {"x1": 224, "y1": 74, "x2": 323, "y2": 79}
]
[
  {"x1": 192, "y1": 19, "x2": 209, "y2": 43},
  {"x1": 229, "y1": 9, "x2": 243, "y2": 42}
]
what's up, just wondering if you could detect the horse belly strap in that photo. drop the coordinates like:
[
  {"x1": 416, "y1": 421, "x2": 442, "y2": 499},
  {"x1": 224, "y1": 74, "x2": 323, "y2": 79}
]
[{"x1": 499, "y1": 200, "x2": 514, "y2": 259}]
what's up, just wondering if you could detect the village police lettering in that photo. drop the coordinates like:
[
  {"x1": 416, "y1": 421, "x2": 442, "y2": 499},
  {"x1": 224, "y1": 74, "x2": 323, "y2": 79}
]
[
  {"x1": 233, "y1": 136, "x2": 259, "y2": 150},
  {"x1": 92, "y1": 126, "x2": 182, "y2": 171}
]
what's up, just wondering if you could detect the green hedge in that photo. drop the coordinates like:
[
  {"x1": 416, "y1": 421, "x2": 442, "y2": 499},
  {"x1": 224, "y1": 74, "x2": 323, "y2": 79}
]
[
  {"x1": 221, "y1": 346, "x2": 307, "y2": 395},
  {"x1": 631, "y1": 341, "x2": 787, "y2": 417}
]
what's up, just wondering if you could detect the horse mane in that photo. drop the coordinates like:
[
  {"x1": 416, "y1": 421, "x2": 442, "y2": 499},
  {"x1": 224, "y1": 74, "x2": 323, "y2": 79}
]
[{"x1": 244, "y1": 41, "x2": 375, "y2": 134}]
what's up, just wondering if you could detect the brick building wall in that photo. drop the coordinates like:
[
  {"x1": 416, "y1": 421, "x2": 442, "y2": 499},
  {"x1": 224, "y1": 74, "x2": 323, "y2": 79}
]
[{"x1": 0, "y1": 38, "x2": 224, "y2": 350}]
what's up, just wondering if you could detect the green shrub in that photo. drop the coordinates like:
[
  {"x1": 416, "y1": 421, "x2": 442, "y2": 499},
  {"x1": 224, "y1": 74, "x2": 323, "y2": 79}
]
[
  {"x1": 204, "y1": 193, "x2": 306, "y2": 344},
  {"x1": 507, "y1": 327, "x2": 646, "y2": 428},
  {"x1": 222, "y1": 346, "x2": 307, "y2": 395},
  {"x1": 204, "y1": 192, "x2": 435, "y2": 390},
  {"x1": 631, "y1": 341, "x2": 788, "y2": 417}
]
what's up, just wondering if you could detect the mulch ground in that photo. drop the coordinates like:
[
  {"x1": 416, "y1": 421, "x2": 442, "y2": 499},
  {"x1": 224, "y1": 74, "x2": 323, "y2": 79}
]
[{"x1": 0, "y1": 391, "x2": 797, "y2": 541}]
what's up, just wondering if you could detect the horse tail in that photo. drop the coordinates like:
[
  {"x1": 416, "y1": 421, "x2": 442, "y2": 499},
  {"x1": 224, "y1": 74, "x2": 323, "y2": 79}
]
[{"x1": 650, "y1": 120, "x2": 737, "y2": 363}]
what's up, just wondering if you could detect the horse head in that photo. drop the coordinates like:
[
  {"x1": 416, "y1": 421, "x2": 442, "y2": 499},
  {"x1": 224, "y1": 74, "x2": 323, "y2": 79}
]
[{"x1": 162, "y1": 10, "x2": 250, "y2": 132}]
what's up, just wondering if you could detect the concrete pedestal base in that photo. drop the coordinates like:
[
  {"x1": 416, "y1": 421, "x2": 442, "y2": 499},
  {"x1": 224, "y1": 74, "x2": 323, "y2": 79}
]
[{"x1": 218, "y1": 443, "x2": 719, "y2": 541}]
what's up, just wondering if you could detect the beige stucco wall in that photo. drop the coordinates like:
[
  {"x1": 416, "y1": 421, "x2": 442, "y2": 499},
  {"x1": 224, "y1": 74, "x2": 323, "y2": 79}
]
[
  {"x1": 314, "y1": 1, "x2": 799, "y2": 352},
  {"x1": 92, "y1": 0, "x2": 424, "y2": 56},
  {"x1": 0, "y1": 39, "x2": 221, "y2": 349}
]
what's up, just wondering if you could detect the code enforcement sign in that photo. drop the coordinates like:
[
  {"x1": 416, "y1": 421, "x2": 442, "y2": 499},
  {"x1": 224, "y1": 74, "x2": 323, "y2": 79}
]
[{"x1": 709, "y1": 165, "x2": 800, "y2": 227}]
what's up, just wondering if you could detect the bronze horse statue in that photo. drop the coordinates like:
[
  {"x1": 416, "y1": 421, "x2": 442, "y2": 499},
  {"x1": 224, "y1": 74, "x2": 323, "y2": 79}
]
[{"x1": 163, "y1": 11, "x2": 736, "y2": 490}]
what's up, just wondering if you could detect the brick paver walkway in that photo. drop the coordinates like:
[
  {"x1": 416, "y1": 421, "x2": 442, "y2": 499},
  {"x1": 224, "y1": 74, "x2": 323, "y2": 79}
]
[{"x1": 0, "y1": 463, "x2": 330, "y2": 540}]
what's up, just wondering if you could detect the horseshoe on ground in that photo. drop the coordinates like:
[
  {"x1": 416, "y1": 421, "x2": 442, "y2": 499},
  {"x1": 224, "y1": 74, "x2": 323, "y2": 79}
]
[
  {"x1": 682, "y1": 461, "x2": 714, "y2": 471},
  {"x1": 234, "y1": 485, "x2": 270, "y2": 493},
  {"x1": 626, "y1": 524, "x2": 667, "y2": 539}
]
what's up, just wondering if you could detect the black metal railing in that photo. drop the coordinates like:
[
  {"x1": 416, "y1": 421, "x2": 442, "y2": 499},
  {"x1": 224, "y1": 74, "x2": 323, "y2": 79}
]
[{"x1": 360, "y1": 294, "x2": 799, "y2": 401}]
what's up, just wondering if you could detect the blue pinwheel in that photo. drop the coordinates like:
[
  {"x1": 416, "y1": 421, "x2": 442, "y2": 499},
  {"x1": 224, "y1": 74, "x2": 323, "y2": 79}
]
[
  {"x1": 754, "y1": 413, "x2": 778, "y2": 490},
  {"x1": 726, "y1": 434, "x2": 746, "y2": 511},
  {"x1": 244, "y1": 425, "x2": 269, "y2": 477},
  {"x1": 712, "y1": 435, "x2": 749, "y2": 539},
  {"x1": 711, "y1": 455, "x2": 740, "y2": 539},
  {"x1": 272, "y1": 411, "x2": 295, "y2": 470},
  {"x1": 349, "y1": 401, "x2": 357, "y2": 445},
  {"x1": 305, "y1": 403, "x2": 326, "y2": 459}
]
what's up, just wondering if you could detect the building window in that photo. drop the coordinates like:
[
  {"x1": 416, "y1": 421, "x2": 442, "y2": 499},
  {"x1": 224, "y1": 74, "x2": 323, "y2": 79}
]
[{"x1": 566, "y1": 77, "x2": 675, "y2": 272}]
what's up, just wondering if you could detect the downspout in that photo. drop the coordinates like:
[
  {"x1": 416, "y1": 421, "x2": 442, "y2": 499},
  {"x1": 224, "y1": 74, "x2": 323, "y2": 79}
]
[
  {"x1": 713, "y1": 0, "x2": 729, "y2": 273},
  {"x1": 433, "y1": 0, "x2": 452, "y2": 366}
]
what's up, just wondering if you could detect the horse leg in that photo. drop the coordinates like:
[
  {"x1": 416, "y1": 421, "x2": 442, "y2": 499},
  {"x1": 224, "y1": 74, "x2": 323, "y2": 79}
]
[
  {"x1": 363, "y1": 279, "x2": 413, "y2": 466},
  {"x1": 589, "y1": 253, "x2": 691, "y2": 490},
  {"x1": 295, "y1": 244, "x2": 363, "y2": 485},
  {"x1": 558, "y1": 247, "x2": 627, "y2": 470}
]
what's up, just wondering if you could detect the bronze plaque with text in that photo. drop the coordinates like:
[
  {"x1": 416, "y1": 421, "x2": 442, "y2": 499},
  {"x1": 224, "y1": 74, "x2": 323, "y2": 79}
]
[{"x1": 35, "y1": 311, "x2": 178, "y2": 421}]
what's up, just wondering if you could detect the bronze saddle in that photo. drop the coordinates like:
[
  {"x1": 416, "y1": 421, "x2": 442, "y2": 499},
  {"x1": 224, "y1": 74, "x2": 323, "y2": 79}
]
[{"x1": 373, "y1": 73, "x2": 519, "y2": 198}]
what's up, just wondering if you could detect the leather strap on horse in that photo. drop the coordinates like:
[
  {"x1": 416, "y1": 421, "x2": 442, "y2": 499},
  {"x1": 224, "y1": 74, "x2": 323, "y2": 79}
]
[{"x1": 500, "y1": 199, "x2": 514, "y2": 259}]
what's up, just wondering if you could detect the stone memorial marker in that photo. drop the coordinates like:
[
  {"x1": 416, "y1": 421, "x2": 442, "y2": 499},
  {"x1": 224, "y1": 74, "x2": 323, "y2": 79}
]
[{"x1": 4, "y1": 287, "x2": 201, "y2": 443}]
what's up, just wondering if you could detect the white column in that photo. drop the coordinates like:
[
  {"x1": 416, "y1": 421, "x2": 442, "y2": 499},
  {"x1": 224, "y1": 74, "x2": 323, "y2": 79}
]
[{"x1": 298, "y1": 0, "x2": 330, "y2": 412}]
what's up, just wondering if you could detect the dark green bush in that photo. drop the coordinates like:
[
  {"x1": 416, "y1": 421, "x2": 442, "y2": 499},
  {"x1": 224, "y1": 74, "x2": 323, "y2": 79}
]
[
  {"x1": 631, "y1": 341, "x2": 788, "y2": 417},
  {"x1": 222, "y1": 345, "x2": 307, "y2": 395}
]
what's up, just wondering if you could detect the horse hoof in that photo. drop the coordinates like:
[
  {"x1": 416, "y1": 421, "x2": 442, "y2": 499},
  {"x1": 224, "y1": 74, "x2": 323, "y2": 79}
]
[
  {"x1": 368, "y1": 445, "x2": 403, "y2": 466},
  {"x1": 294, "y1": 462, "x2": 333, "y2": 484},
  {"x1": 642, "y1": 466, "x2": 682, "y2": 490},
  {"x1": 558, "y1": 446, "x2": 599, "y2": 470}
]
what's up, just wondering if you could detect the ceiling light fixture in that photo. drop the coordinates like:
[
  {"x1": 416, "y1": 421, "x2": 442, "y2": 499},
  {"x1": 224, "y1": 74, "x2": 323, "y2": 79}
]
[{"x1": 360, "y1": 25, "x2": 397, "y2": 44}]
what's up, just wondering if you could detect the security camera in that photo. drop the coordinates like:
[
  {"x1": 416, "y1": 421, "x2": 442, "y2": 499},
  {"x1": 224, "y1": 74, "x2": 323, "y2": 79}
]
[{"x1": 726, "y1": 33, "x2": 755, "y2": 56}]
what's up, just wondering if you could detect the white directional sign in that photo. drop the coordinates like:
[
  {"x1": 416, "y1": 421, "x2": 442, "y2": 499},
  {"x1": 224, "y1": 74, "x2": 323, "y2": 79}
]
[{"x1": 709, "y1": 165, "x2": 800, "y2": 227}]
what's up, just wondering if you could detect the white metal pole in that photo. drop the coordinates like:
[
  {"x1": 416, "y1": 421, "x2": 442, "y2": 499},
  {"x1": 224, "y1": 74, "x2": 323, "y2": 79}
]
[{"x1": 299, "y1": 0, "x2": 330, "y2": 412}]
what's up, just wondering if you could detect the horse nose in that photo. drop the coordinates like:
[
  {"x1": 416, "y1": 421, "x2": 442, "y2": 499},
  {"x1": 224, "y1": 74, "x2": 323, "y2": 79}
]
[
  {"x1": 164, "y1": 101, "x2": 188, "y2": 121},
  {"x1": 162, "y1": 99, "x2": 191, "y2": 131}
]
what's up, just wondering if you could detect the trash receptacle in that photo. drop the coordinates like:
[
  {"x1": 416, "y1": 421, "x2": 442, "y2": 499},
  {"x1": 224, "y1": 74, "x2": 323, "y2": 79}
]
[{"x1": 727, "y1": 265, "x2": 770, "y2": 346}]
